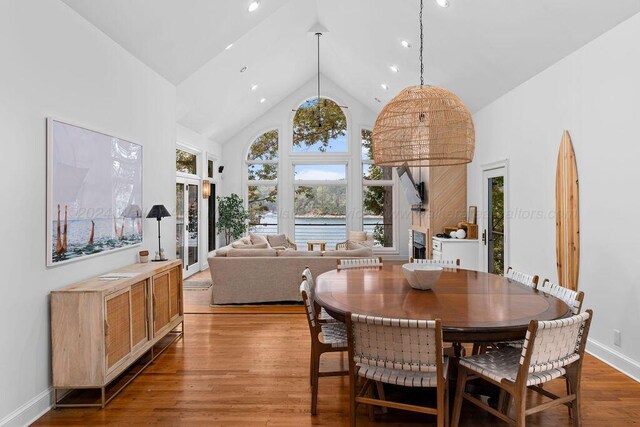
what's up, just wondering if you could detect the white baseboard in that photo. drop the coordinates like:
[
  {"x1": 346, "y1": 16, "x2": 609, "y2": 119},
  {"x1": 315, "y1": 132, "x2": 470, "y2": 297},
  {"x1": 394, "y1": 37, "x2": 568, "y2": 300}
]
[
  {"x1": 587, "y1": 338, "x2": 640, "y2": 383},
  {"x1": 0, "y1": 387, "x2": 52, "y2": 427}
]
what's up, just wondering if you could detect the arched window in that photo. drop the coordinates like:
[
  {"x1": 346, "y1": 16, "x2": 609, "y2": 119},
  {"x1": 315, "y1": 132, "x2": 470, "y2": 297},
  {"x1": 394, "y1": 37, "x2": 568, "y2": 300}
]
[
  {"x1": 292, "y1": 98, "x2": 347, "y2": 153},
  {"x1": 246, "y1": 130, "x2": 278, "y2": 233}
]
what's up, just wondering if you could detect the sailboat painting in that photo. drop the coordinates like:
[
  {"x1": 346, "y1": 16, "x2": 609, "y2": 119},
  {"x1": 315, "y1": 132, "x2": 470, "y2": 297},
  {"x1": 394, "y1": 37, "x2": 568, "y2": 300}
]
[{"x1": 46, "y1": 119, "x2": 143, "y2": 266}]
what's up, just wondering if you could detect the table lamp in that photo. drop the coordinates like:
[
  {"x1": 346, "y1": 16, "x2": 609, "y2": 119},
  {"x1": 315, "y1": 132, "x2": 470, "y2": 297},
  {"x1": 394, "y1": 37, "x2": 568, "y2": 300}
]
[{"x1": 146, "y1": 205, "x2": 171, "y2": 261}]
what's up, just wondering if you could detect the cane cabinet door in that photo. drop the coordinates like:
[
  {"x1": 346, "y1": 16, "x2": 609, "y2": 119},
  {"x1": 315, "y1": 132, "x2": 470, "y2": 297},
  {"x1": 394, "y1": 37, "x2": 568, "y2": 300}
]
[
  {"x1": 152, "y1": 272, "x2": 171, "y2": 335},
  {"x1": 105, "y1": 289, "x2": 132, "y2": 372},
  {"x1": 169, "y1": 266, "x2": 182, "y2": 321},
  {"x1": 130, "y1": 280, "x2": 149, "y2": 351}
]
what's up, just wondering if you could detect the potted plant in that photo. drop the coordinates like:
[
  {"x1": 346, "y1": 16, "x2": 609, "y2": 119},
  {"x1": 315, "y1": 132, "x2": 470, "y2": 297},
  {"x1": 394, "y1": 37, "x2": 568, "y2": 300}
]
[{"x1": 217, "y1": 193, "x2": 249, "y2": 245}]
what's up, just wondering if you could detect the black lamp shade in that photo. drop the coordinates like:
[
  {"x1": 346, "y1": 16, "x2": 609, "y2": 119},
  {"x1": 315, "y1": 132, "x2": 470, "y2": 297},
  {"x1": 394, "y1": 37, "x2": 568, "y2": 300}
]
[{"x1": 146, "y1": 205, "x2": 171, "y2": 220}]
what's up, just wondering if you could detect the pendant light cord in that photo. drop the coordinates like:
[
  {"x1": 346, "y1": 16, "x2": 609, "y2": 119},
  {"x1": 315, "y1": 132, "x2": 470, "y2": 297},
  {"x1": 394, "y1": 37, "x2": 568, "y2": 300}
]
[
  {"x1": 420, "y1": 0, "x2": 424, "y2": 86},
  {"x1": 316, "y1": 32, "x2": 321, "y2": 102}
]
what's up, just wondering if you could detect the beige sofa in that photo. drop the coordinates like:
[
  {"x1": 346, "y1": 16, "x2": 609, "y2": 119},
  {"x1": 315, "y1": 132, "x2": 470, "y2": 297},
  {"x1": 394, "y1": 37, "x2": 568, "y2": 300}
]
[{"x1": 208, "y1": 241, "x2": 373, "y2": 304}]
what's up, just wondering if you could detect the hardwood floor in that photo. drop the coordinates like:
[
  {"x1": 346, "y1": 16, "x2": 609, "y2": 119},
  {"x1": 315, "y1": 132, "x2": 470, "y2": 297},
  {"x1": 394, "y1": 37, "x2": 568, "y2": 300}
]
[{"x1": 35, "y1": 312, "x2": 640, "y2": 426}]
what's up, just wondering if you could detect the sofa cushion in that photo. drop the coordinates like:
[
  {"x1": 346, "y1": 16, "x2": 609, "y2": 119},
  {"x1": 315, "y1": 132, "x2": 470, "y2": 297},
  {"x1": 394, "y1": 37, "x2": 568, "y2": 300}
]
[
  {"x1": 348, "y1": 231, "x2": 368, "y2": 242},
  {"x1": 227, "y1": 248, "x2": 278, "y2": 257},
  {"x1": 267, "y1": 234, "x2": 292, "y2": 248},
  {"x1": 325, "y1": 247, "x2": 374, "y2": 258},
  {"x1": 249, "y1": 232, "x2": 269, "y2": 246},
  {"x1": 278, "y1": 249, "x2": 323, "y2": 257},
  {"x1": 232, "y1": 241, "x2": 269, "y2": 249}
]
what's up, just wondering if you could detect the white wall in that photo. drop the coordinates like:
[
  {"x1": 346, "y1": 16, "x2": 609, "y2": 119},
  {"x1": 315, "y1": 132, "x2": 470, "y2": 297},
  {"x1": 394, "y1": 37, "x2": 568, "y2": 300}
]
[
  {"x1": 176, "y1": 124, "x2": 222, "y2": 269},
  {"x1": 468, "y1": 12, "x2": 640, "y2": 380},
  {"x1": 221, "y1": 76, "x2": 411, "y2": 258},
  {"x1": 0, "y1": 1, "x2": 176, "y2": 425}
]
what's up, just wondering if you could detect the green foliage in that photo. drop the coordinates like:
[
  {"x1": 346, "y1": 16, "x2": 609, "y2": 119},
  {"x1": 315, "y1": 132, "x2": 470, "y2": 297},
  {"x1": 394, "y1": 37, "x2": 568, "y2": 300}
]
[
  {"x1": 247, "y1": 130, "x2": 279, "y2": 161},
  {"x1": 362, "y1": 129, "x2": 394, "y2": 247},
  {"x1": 248, "y1": 186, "x2": 277, "y2": 227},
  {"x1": 293, "y1": 98, "x2": 347, "y2": 152},
  {"x1": 217, "y1": 194, "x2": 249, "y2": 244},
  {"x1": 176, "y1": 149, "x2": 197, "y2": 174},
  {"x1": 295, "y1": 185, "x2": 346, "y2": 216},
  {"x1": 490, "y1": 176, "x2": 505, "y2": 275}
]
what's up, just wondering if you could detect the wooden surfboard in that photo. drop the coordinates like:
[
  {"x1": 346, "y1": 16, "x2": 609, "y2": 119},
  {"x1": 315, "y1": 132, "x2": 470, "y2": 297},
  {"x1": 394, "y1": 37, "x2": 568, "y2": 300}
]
[{"x1": 556, "y1": 131, "x2": 580, "y2": 291}]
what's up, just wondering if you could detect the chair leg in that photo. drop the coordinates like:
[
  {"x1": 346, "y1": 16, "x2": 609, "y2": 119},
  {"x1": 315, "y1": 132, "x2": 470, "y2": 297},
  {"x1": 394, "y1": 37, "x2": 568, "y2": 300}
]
[
  {"x1": 565, "y1": 377, "x2": 573, "y2": 419},
  {"x1": 513, "y1": 387, "x2": 527, "y2": 427},
  {"x1": 349, "y1": 373, "x2": 357, "y2": 427},
  {"x1": 444, "y1": 382, "x2": 450, "y2": 427},
  {"x1": 309, "y1": 349, "x2": 314, "y2": 386},
  {"x1": 311, "y1": 352, "x2": 320, "y2": 415},
  {"x1": 566, "y1": 367, "x2": 582, "y2": 427},
  {"x1": 451, "y1": 367, "x2": 468, "y2": 427},
  {"x1": 375, "y1": 381, "x2": 388, "y2": 414},
  {"x1": 437, "y1": 382, "x2": 445, "y2": 427}
]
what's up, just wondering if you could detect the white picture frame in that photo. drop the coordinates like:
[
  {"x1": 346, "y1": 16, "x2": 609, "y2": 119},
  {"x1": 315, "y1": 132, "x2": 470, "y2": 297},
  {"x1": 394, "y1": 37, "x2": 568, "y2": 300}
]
[{"x1": 46, "y1": 118, "x2": 143, "y2": 266}]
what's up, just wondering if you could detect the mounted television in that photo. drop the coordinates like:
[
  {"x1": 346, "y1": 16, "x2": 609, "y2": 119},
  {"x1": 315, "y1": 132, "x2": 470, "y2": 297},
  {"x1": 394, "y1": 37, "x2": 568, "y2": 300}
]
[{"x1": 397, "y1": 165, "x2": 425, "y2": 210}]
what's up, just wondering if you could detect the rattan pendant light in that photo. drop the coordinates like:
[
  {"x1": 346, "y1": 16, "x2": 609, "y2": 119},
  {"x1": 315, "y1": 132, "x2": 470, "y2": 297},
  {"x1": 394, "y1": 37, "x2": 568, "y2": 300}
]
[{"x1": 372, "y1": 0, "x2": 475, "y2": 167}]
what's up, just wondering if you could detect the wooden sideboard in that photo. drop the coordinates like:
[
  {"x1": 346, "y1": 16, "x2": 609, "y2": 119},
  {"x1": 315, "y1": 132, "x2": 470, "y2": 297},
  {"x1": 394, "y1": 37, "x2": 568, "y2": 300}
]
[{"x1": 51, "y1": 260, "x2": 183, "y2": 408}]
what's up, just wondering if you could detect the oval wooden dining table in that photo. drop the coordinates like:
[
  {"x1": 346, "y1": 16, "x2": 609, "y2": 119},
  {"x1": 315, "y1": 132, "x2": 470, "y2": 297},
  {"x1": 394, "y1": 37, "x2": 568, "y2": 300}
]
[{"x1": 315, "y1": 264, "x2": 572, "y2": 345}]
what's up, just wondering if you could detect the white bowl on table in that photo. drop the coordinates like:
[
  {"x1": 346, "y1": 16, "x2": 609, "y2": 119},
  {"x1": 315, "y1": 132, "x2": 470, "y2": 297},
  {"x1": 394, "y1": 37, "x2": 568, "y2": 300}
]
[{"x1": 402, "y1": 263, "x2": 443, "y2": 290}]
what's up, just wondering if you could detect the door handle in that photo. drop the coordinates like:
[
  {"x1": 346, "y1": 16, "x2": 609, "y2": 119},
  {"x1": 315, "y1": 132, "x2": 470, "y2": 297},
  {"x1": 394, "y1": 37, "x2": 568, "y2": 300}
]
[{"x1": 482, "y1": 230, "x2": 487, "y2": 245}]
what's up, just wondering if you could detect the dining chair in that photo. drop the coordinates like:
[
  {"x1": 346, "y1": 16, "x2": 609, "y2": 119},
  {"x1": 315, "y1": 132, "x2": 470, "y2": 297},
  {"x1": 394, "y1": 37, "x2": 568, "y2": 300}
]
[
  {"x1": 300, "y1": 278, "x2": 348, "y2": 415},
  {"x1": 538, "y1": 279, "x2": 584, "y2": 314},
  {"x1": 410, "y1": 257, "x2": 460, "y2": 267},
  {"x1": 505, "y1": 267, "x2": 539, "y2": 288},
  {"x1": 476, "y1": 268, "x2": 538, "y2": 353},
  {"x1": 302, "y1": 267, "x2": 338, "y2": 323},
  {"x1": 346, "y1": 313, "x2": 449, "y2": 427},
  {"x1": 337, "y1": 257, "x2": 383, "y2": 270},
  {"x1": 452, "y1": 310, "x2": 593, "y2": 427}
]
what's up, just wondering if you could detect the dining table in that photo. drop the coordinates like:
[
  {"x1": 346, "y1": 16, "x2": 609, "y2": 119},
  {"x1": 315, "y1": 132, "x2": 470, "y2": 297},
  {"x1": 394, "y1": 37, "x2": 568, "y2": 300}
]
[{"x1": 315, "y1": 264, "x2": 572, "y2": 350}]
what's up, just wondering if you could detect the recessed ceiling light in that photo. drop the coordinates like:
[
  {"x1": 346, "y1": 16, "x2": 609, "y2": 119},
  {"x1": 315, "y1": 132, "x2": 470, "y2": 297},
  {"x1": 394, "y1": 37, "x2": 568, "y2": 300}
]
[
  {"x1": 374, "y1": 97, "x2": 382, "y2": 103},
  {"x1": 250, "y1": 84, "x2": 258, "y2": 91},
  {"x1": 240, "y1": 66, "x2": 248, "y2": 73},
  {"x1": 389, "y1": 65, "x2": 399, "y2": 73},
  {"x1": 225, "y1": 43, "x2": 234, "y2": 50},
  {"x1": 381, "y1": 83, "x2": 389, "y2": 90},
  {"x1": 436, "y1": 0, "x2": 450, "y2": 8},
  {"x1": 260, "y1": 98, "x2": 267, "y2": 104},
  {"x1": 401, "y1": 40, "x2": 411, "y2": 48},
  {"x1": 248, "y1": 1, "x2": 260, "y2": 12}
]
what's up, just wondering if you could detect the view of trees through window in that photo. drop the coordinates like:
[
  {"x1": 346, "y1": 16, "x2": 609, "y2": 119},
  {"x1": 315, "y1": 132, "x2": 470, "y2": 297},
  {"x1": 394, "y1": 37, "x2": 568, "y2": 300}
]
[
  {"x1": 293, "y1": 98, "x2": 347, "y2": 153},
  {"x1": 247, "y1": 130, "x2": 278, "y2": 233},
  {"x1": 362, "y1": 129, "x2": 394, "y2": 247}
]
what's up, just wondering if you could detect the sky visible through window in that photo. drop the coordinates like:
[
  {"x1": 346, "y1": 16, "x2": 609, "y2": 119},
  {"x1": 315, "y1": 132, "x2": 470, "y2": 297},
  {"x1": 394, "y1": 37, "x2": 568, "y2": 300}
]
[{"x1": 294, "y1": 164, "x2": 346, "y2": 181}]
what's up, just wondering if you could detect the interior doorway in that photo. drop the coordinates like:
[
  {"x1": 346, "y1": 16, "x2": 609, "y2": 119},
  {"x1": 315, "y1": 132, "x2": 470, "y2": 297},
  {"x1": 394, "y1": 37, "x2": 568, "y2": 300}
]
[
  {"x1": 176, "y1": 178, "x2": 199, "y2": 278},
  {"x1": 481, "y1": 161, "x2": 508, "y2": 274}
]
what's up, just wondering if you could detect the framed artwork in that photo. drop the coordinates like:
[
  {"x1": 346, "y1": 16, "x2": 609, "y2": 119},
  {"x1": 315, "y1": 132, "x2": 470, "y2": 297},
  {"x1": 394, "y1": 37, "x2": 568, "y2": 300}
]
[
  {"x1": 47, "y1": 118, "x2": 143, "y2": 266},
  {"x1": 467, "y1": 206, "x2": 477, "y2": 225}
]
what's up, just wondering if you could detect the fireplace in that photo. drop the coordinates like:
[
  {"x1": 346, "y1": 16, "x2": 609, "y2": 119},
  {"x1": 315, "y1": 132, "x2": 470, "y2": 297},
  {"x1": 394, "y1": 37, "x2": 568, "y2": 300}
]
[{"x1": 413, "y1": 230, "x2": 426, "y2": 260}]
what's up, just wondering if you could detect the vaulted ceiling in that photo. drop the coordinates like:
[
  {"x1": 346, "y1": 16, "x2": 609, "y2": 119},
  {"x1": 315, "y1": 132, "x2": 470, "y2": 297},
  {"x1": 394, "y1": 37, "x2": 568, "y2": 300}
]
[{"x1": 62, "y1": 0, "x2": 640, "y2": 143}]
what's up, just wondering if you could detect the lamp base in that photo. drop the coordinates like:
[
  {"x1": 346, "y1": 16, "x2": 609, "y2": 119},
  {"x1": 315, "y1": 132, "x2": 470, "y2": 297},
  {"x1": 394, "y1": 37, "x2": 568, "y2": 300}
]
[{"x1": 152, "y1": 258, "x2": 169, "y2": 262}]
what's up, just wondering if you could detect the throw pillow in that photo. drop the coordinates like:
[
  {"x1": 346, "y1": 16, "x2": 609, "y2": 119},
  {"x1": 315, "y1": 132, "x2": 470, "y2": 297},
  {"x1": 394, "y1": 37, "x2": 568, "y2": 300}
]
[
  {"x1": 348, "y1": 231, "x2": 368, "y2": 242},
  {"x1": 267, "y1": 234, "x2": 290, "y2": 248},
  {"x1": 346, "y1": 240, "x2": 366, "y2": 250},
  {"x1": 249, "y1": 232, "x2": 269, "y2": 246}
]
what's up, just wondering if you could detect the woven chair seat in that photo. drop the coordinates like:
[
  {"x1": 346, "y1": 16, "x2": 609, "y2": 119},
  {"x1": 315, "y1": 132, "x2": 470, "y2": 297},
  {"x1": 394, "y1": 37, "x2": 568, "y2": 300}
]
[
  {"x1": 356, "y1": 357, "x2": 449, "y2": 388},
  {"x1": 498, "y1": 339, "x2": 524, "y2": 349},
  {"x1": 320, "y1": 322, "x2": 347, "y2": 347},
  {"x1": 459, "y1": 347, "x2": 567, "y2": 386}
]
